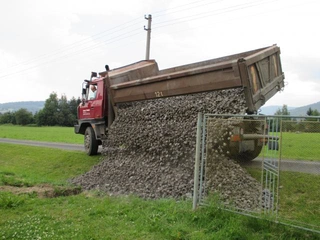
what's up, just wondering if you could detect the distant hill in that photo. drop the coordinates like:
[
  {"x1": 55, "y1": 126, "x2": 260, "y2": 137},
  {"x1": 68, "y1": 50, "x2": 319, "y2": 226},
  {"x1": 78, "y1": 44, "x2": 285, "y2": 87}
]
[
  {"x1": 260, "y1": 101, "x2": 320, "y2": 116},
  {"x1": 289, "y1": 101, "x2": 320, "y2": 116},
  {"x1": 0, "y1": 101, "x2": 45, "y2": 114},
  {"x1": 260, "y1": 105, "x2": 296, "y2": 115}
]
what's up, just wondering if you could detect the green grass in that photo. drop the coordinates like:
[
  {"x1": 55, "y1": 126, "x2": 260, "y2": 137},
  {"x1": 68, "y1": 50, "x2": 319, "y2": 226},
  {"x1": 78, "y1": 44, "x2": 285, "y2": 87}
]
[
  {"x1": 2, "y1": 192, "x2": 317, "y2": 240},
  {"x1": 0, "y1": 145, "x2": 318, "y2": 239},
  {"x1": 0, "y1": 125, "x2": 320, "y2": 238},
  {"x1": 278, "y1": 171, "x2": 320, "y2": 225},
  {"x1": 246, "y1": 168, "x2": 320, "y2": 229},
  {"x1": 280, "y1": 132, "x2": 320, "y2": 161},
  {"x1": 0, "y1": 143, "x2": 100, "y2": 186},
  {"x1": 259, "y1": 132, "x2": 320, "y2": 161},
  {"x1": 0, "y1": 124, "x2": 83, "y2": 144}
]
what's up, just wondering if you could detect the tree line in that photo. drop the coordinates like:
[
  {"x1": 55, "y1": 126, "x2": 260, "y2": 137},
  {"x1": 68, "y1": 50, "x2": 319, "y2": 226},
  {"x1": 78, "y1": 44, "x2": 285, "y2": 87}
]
[
  {"x1": 0, "y1": 93, "x2": 81, "y2": 126},
  {"x1": 271, "y1": 104, "x2": 320, "y2": 132}
]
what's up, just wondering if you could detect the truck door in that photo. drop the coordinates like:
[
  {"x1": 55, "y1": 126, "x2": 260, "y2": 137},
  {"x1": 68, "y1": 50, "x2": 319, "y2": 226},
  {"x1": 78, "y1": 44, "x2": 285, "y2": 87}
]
[
  {"x1": 79, "y1": 82, "x2": 104, "y2": 120},
  {"x1": 87, "y1": 83, "x2": 104, "y2": 119}
]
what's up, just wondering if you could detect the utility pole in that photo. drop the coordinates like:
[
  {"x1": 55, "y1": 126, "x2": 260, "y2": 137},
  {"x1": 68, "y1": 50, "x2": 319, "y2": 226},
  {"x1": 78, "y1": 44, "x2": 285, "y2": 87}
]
[{"x1": 144, "y1": 14, "x2": 152, "y2": 60}]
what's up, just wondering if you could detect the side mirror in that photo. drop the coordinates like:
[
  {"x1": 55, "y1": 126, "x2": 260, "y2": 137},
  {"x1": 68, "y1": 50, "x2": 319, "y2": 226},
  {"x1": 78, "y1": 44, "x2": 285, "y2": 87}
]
[{"x1": 91, "y1": 72, "x2": 97, "y2": 79}]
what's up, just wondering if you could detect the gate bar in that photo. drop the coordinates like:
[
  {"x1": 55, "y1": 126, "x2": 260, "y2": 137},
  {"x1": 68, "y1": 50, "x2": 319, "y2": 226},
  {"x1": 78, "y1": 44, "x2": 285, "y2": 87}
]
[{"x1": 193, "y1": 112, "x2": 202, "y2": 210}]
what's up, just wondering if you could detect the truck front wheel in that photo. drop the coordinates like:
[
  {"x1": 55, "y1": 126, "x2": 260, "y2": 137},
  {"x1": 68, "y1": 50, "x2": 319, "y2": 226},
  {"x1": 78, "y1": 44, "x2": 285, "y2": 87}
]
[{"x1": 84, "y1": 126, "x2": 98, "y2": 156}]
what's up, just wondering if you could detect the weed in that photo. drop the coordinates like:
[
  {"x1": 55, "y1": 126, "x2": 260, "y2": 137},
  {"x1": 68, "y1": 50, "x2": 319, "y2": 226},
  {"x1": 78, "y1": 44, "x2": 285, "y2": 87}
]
[
  {"x1": 0, "y1": 192, "x2": 25, "y2": 209},
  {"x1": 1, "y1": 174, "x2": 33, "y2": 187},
  {"x1": 51, "y1": 186, "x2": 82, "y2": 197}
]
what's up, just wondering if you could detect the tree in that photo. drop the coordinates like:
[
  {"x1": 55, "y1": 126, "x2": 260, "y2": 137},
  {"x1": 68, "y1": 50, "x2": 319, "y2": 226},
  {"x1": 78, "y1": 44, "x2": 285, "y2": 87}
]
[
  {"x1": 305, "y1": 108, "x2": 320, "y2": 129},
  {"x1": 69, "y1": 97, "x2": 81, "y2": 117},
  {"x1": 0, "y1": 111, "x2": 16, "y2": 124},
  {"x1": 35, "y1": 92, "x2": 59, "y2": 126},
  {"x1": 275, "y1": 104, "x2": 290, "y2": 116},
  {"x1": 56, "y1": 94, "x2": 76, "y2": 126},
  {"x1": 15, "y1": 108, "x2": 34, "y2": 125},
  {"x1": 35, "y1": 92, "x2": 79, "y2": 126},
  {"x1": 306, "y1": 107, "x2": 320, "y2": 117},
  {"x1": 274, "y1": 104, "x2": 292, "y2": 132}
]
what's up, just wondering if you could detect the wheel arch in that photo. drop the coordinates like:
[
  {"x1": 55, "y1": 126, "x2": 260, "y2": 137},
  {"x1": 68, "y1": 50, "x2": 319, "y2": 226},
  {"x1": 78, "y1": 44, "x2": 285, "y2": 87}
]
[
  {"x1": 77, "y1": 120, "x2": 106, "y2": 143},
  {"x1": 78, "y1": 122, "x2": 91, "y2": 135}
]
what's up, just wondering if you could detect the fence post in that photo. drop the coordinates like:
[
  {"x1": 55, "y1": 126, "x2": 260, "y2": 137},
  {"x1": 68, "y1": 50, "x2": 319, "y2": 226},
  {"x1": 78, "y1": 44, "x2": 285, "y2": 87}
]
[{"x1": 193, "y1": 112, "x2": 202, "y2": 210}]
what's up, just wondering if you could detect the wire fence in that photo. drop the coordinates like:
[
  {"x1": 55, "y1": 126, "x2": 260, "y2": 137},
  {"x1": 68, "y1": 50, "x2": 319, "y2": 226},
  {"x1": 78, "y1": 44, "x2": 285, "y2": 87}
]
[{"x1": 193, "y1": 114, "x2": 320, "y2": 234}]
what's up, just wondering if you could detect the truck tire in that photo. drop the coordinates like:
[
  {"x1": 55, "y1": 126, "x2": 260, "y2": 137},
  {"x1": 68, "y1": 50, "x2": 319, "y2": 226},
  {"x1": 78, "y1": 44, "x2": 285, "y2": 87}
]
[
  {"x1": 84, "y1": 126, "x2": 98, "y2": 156},
  {"x1": 229, "y1": 140, "x2": 263, "y2": 162},
  {"x1": 234, "y1": 144, "x2": 263, "y2": 162}
]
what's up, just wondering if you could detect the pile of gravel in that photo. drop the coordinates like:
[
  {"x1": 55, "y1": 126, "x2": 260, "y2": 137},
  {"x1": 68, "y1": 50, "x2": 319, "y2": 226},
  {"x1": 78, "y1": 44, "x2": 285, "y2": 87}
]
[
  {"x1": 204, "y1": 118, "x2": 262, "y2": 210},
  {"x1": 71, "y1": 88, "x2": 261, "y2": 209},
  {"x1": 205, "y1": 156, "x2": 261, "y2": 210}
]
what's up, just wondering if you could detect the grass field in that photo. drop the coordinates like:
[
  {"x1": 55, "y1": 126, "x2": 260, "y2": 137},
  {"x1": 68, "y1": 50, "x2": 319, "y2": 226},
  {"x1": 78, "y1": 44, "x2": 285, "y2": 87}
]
[
  {"x1": 257, "y1": 131, "x2": 320, "y2": 161},
  {"x1": 0, "y1": 124, "x2": 320, "y2": 238},
  {"x1": 1, "y1": 144, "x2": 319, "y2": 239},
  {"x1": 0, "y1": 124, "x2": 83, "y2": 144},
  {"x1": 280, "y1": 132, "x2": 320, "y2": 161},
  {"x1": 246, "y1": 168, "x2": 320, "y2": 229}
]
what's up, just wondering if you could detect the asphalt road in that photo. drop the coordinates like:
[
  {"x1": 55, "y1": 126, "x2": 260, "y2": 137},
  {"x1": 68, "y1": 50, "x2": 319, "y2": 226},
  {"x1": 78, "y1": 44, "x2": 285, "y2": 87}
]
[
  {"x1": 1, "y1": 138, "x2": 319, "y2": 175},
  {"x1": 241, "y1": 158, "x2": 320, "y2": 175},
  {"x1": 0, "y1": 138, "x2": 84, "y2": 151}
]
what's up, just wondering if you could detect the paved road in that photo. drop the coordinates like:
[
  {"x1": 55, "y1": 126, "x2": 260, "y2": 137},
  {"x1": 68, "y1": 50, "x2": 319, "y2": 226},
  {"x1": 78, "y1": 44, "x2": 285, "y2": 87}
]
[
  {"x1": 0, "y1": 138, "x2": 84, "y2": 151},
  {"x1": 1, "y1": 138, "x2": 319, "y2": 175},
  {"x1": 241, "y1": 158, "x2": 320, "y2": 175}
]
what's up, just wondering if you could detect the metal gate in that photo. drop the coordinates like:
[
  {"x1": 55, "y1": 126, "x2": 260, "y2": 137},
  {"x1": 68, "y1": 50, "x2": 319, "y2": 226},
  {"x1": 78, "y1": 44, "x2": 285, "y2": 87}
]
[{"x1": 193, "y1": 113, "x2": 320, "y2": 234}]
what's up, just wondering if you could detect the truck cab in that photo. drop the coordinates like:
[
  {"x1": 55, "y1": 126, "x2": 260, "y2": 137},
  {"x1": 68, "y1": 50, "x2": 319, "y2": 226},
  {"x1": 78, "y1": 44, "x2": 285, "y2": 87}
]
[{"x1": 74, "y1": 76, "x2": 108, "y2": 155}]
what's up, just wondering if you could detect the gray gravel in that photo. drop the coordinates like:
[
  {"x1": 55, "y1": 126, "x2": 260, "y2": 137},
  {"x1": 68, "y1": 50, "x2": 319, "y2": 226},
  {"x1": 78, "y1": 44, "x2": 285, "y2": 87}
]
[{"x1": 71, "y1": 88, "x2": 262, "y2": 209}]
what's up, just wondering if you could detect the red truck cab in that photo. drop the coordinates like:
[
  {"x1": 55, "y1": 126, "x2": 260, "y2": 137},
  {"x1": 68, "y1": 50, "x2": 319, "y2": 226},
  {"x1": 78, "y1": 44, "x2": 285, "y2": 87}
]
[{"x1": 74, "y1": 74, "x2": 109, "y2": 155}]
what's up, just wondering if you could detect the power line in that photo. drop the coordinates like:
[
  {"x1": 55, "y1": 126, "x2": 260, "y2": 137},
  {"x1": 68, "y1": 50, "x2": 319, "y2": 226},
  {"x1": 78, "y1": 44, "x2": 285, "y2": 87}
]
[
  {"x1": 3, "y1": 16, "x2": 144, "y2": 71},
  {"x1": 152, "y1": 0, "x2": 222, "y2": 17},
  {"x1": 155, "y1": 0, "x2": 223, "y2": 18},
  {"x1": 2, "y1": 0, "x2": 269, "y2": 75},
  {"x1": 1, "y1": 0, "x2": 310, "y2": 79},
  {"x1": 0, "y1": 28, "x2": 143, "y2": 79},
  {"x1": 153, "y1": 0, "x2": 276, "y2": 29}
]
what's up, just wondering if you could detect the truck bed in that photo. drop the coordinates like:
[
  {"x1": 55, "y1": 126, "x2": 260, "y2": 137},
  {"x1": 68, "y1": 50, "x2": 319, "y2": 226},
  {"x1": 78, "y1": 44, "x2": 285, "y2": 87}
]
[{"x1": 104, "y1": 45, "x2": 284, "y2": 113}]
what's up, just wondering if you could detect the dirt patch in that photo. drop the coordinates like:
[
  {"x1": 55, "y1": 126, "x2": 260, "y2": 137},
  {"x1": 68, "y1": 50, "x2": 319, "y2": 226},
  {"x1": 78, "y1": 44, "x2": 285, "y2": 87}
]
[{"x1": 0, "y1": 185, "x2": 82, "y2": 198}]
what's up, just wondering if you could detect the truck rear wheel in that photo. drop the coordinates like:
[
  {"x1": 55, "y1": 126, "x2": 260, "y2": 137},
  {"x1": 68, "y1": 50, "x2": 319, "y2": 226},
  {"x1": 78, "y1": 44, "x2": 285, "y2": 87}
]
[
  {"x1": 84, "y1": 126, "x2": 98, "y2": 156},
  {"x1": 234, "y1": 145, "x2": 263, "y2": 162},
  {"x1": 229, "y1": 140, "x2": 263, "y2": 162}
]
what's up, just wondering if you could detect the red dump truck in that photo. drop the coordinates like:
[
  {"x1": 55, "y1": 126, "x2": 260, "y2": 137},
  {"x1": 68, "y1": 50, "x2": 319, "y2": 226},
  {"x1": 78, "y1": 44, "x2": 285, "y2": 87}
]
[{"x1": 74, "y1": 45, "x2": 284, "y2": 160}]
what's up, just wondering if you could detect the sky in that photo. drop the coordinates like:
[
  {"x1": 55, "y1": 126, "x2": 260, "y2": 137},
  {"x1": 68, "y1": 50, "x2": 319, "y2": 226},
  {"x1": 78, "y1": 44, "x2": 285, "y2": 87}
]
[{"x1": 0, "y1": 0, "x2": 319, "y2": 107}]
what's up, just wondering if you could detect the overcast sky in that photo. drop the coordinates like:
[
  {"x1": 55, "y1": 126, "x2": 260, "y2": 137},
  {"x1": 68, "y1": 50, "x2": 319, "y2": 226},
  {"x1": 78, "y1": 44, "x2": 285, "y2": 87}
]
[{"x1": 0, "y1": 0, "x2": 319, "y2": 107}]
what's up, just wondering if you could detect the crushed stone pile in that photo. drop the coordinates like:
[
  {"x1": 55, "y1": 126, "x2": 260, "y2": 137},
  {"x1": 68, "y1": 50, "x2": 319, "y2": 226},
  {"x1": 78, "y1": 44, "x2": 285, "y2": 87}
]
[
  {"x1": 71, "y1": 88, "x2": 262, "y2": 210},
  {"x1": 204, "y1": 118, "x2": 262, "y2": 210},
  {"x1": 205, "y1": 156, "x2": 261, "y2": 210}
]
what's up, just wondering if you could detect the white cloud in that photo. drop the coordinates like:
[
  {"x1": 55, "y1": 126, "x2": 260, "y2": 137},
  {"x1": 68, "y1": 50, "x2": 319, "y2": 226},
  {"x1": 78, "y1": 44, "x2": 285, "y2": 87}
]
[
  {"x1": 265, "y1": 71, "x2": 320, "y2": 107},
  {"x1": 0, "y1": 0, "x2": 319, "y2": 107}
]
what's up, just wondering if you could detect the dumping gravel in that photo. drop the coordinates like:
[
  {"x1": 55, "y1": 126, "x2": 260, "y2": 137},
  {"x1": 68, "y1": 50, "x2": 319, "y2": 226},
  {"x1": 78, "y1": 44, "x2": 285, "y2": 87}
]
[{"x1": 71, "y1": 88, "x2": 261, "y2": 209}]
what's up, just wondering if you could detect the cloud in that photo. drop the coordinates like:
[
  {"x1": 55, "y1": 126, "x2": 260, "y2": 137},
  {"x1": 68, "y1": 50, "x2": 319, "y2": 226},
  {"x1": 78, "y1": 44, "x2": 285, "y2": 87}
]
[
  {"x1": 0, "y1": 0, "x2": 319, "y2": 106},
  {"x1": 265, "y1": 71, "x2": 320, "y2": 107}
]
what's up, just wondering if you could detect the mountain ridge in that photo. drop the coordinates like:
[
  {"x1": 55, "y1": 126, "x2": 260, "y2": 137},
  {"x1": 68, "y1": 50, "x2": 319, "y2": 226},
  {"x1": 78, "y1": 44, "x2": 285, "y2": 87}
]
[
  {"x1": 260, "y1": 101, "x2": 320, "y2": 116},
  {"x1": 0, "y1": 101, "x2": 45, "y2": 114}
]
